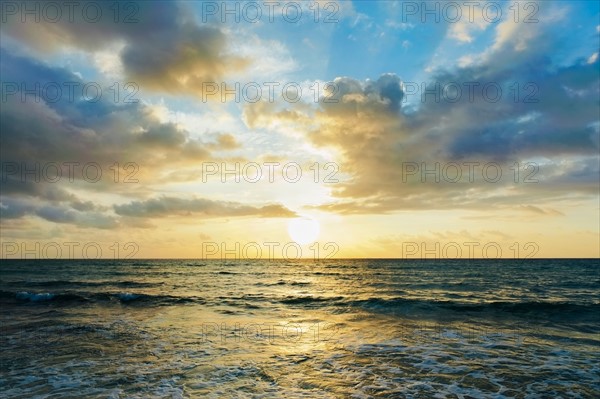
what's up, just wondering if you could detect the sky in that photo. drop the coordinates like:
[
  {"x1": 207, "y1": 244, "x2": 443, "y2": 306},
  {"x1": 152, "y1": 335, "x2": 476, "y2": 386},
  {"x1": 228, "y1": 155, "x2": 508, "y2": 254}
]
[{"x1": 0, "y1": 0, "x2": 599, "y2": 259}]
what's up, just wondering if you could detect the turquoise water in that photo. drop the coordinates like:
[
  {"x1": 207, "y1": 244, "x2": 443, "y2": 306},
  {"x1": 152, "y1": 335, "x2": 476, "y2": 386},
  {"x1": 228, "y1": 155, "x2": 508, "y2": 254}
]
[{"x1": 1, "y1": 259, "x2": 599, "y2": 398}]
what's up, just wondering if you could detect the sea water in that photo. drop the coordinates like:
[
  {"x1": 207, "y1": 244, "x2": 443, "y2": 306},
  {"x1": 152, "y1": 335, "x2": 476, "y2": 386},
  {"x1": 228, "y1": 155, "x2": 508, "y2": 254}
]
[{"x1": 1, "y1": 259, "x2": 599, "y2": 398}]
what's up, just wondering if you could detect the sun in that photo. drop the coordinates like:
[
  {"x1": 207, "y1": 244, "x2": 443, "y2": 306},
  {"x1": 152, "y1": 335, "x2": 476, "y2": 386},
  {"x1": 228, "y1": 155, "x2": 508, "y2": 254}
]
[{"x1": 287, "y1": 217, "x2": 320, "y2": 245}]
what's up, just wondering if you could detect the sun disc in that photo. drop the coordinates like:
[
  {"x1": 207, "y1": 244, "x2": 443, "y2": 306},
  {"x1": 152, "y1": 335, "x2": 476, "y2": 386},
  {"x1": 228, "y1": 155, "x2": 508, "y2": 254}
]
[{"x1": 287, "y1": 217, "x2": 320, "y2": 245}]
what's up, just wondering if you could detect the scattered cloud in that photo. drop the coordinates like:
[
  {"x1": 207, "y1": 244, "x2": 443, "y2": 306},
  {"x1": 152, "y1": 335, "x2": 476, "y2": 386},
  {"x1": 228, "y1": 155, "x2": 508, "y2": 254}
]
[{"x1": 114, "y1": 197, "x2": 296, "y2": 218}]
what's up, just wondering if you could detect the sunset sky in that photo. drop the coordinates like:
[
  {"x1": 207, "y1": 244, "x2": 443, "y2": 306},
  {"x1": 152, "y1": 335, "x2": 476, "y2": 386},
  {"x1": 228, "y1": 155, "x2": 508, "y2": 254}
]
[{"x1": 1, "y1": 0, "x2": 599, "y2": 258}]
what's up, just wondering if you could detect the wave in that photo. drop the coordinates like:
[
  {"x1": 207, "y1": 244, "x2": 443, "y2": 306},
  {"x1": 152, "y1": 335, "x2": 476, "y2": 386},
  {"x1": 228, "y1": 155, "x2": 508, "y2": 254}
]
[
  {"x1": 11, "y1": 291, "x2": 87, "y2": 303},
  {"x1": 346, "y1": 297, "x2": 600, "y2": 319},
  {"x1": 16, "y1": 292, "x2": 55, "y2": 302},
  {"x1": 278, "y1": 295, "x2": 600, "y2": 318},
  {"x1": 280, "y1": 295, "x2": 345, "y2": 305},
  {"x1": 258, "y1": 280, "x2": 311, "y2": 287},
  {"x1": 1, "y1": 290, "x2": 202, "y2": 306},
  {"x1": 5, "y1": 280, "x2": 159, "y2": 288},
  {"x1": 3, "y1": 289, "x2": 598, "y2": 320}
]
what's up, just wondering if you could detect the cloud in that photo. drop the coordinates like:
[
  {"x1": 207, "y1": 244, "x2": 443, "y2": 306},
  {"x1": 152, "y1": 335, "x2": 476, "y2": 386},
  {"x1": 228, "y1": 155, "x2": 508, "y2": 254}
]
[
  {"x1": 0, "y1": 177, "x2": 76, "y2": 202},
  {"x1": 114, "y1": 197, "x2": 296, "y2": 219},
  {"x1": 242, "y1": 100, "x2": 309, "y2": 130},
  {"x1": 0, "y1": 197, "x2": 119, "y2": 229},
  {"x1": 0, "y1": 198, "x2": 36, "y2": 219},
  {"x1": 483, "y1": 2, "x2": 568, "y2": 69},
  {"x1": 206, "y1": 134, "x2": 242, "y2": 151},
  {"x1": 1, "y1": 1, "x2": 247, "y2": 97},
  {"x1": 364, "y1": 74, "x2": 404, "y2": 112},
  {"x1": 0, "y1": 49, "x2": 293, "y2": 230},
  {"x1": 519, "y1": 205, "x2": 564, "y2": 216},
  {"x1": 446, "y1": 2, "x2": 491, "y2": 43},
  {"x1": 245, "y1": 28, "x2": 599, "y2": 214},
  {"x1": 0, "y1": 49, "x2": 226, "y2": 179}
]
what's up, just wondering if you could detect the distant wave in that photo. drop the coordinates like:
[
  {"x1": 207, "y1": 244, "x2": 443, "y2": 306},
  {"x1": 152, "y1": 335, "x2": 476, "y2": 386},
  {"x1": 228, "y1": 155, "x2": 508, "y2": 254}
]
[
  {"x1": 1, "y1": 290, "x2": 202, "y2": 306},
  {"x1": 350, "y1": 297, "x2": 598, "y2": 312},
  {"x1": 341, "y1": 298, "x2": 600, "y2": 322},
  {"x1": 12, "y1": 291, "x2": 85, "y2": 303},
  {"x1": 3, "y1": 290, "x2": 598, "y2": 320},
  {"x1": 278, "y1": 295, "x2": 600, "y2": 318},
  {"x1": 280, "y1": 295, "x2": 345, "y2": 304},
  {"x1": 5, "y1": 280, "x2": 159, "y2": 288},
  {"x1": 15, "y1": 292, "x2": 55, "y2": 302}
]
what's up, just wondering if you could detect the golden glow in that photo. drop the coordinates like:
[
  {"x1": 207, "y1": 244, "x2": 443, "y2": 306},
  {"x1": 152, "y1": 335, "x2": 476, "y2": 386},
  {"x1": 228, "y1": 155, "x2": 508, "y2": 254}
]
[{"x1": 287, "y1": 217, "x2": 320, "y2": 245}]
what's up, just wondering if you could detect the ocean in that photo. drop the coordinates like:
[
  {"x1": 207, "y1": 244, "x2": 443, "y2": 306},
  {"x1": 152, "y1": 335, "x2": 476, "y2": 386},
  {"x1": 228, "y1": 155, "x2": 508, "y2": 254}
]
[{"x1": 1, "y1": 259, "x2": 598, "y2": 398}]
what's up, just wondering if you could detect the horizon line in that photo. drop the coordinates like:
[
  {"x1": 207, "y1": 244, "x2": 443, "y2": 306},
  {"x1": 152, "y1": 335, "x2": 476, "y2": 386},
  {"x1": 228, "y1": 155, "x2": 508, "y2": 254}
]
[{"x1": 1, "y1": 257, "x2": 599, "y2": 261}]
